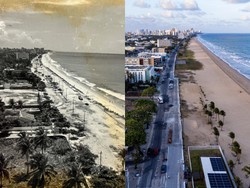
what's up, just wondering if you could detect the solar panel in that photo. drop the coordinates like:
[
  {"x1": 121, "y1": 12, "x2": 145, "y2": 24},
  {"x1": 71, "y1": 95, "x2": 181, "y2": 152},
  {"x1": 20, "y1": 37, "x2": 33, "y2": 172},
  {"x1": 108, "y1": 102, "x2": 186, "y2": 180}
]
[
  {"x1": 210, "y1": 157, "x2": 226, "y2": 171},
  {"x1": 208, "y1": 173, "x2": 233, "y2": 188}
]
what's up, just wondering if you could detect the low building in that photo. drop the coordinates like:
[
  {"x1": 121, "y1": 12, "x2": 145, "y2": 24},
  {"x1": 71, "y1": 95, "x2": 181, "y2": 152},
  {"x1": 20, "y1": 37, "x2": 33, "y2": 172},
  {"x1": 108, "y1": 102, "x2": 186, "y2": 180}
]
[{"x1": 125, "y1": 65, "x2": 155, "y2": 83}]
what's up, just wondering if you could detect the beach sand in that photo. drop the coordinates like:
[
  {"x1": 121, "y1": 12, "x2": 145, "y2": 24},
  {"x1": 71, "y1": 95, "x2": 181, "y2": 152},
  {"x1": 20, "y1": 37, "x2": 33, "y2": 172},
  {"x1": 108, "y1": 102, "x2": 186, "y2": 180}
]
[
  {"x1": 31, "y1": 54, "x2": 124, "y2": 170},
  {"x1": 181, "y1": 38, "x2": 250, "y2": 186}
]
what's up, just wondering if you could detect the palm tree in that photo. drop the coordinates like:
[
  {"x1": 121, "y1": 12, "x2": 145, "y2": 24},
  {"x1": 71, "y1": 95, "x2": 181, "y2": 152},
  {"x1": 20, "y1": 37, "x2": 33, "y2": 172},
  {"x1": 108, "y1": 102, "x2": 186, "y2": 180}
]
[
  {"x1": 234, "y1": 176, "x2": 242, "y2": 188},
  {"x1": 208, "y1": 111, "x2": 213, "y2": 126},
  {"x1": 17, "y1": 100, "x2": 23, "y2": 109},
  {"x1": 203, "y1": 104, "x2": 207, "y2": 112},
  {"x1": 214, "y1": 107, "x2": 220, "y2": 121},
  {"x1": 242, "y1": 165, "x2": 250, "y2": 178},
  {"x1": 16, "y1": 132, "x2": 33, "y2": 175},
  {"x1": 228, "y1": 160, "x2": 235, "y2": 173},
  {"x1": 220, "y1": 110, "x2": 226, "y2": 123},
  {"x1": 28, "y1": 153, "x2": 57, "y2": 188},
  {"x1": 218, "y1": 120, "x2": 224, "y2": 131},
  {"x1": 231, "y1": 141, "x2": 241, "y2": 164},
  {"x1": 34, "y1": 127, "x2": 51, "y2": 154},
  {"x1": 0, "y1": 153, "x2": 11, "y2": 187},
  {"x1": 213, "y1": 127, "x2": 220, "y2": 144},
  {"x1": 228, "y1": 132, "x2": 235, "y2": 144},
  {"x1": 209, "y1": 101, "x2": 215, "y2": 113},
  {"x1": 62, "y1": 163, "x2": 89, "y2": 188},
  {"x1": 8, "y1": 98, "x2": 15, "y2": 110}
]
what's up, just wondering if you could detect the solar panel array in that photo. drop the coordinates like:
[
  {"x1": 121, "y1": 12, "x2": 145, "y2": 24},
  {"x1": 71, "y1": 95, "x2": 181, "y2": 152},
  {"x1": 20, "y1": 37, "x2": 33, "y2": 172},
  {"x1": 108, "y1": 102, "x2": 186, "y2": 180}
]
[
  {"x1": 208, "y1": 173, "x2": 232, "y2": 188},
  {"x1": 210, "y1": 157, "x2": 225, "y2": 171}
]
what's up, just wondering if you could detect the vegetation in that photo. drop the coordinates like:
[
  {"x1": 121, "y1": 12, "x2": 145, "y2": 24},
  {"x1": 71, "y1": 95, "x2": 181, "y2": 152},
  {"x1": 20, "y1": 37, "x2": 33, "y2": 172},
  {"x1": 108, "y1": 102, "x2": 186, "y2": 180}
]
[
  {"x1": 0, "y1": 153, "x2": 11, "y2": 187},
  {"x1": 141, "y1": 86, "x2": 157, "y2": 97}
]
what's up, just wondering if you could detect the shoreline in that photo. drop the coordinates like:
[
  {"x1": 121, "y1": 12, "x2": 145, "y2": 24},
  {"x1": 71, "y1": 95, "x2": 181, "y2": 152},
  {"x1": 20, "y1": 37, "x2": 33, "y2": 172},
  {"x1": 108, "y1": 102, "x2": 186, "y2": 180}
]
[
  {"x1": 31, "y1": 55, "x2": 125, "y2": 170},
  {"x1": 195, "y1": 37, "x2": 250, "y2": 95},
  {"x1": 181, "y1": 38, "x2": 250, "y2": 187}
]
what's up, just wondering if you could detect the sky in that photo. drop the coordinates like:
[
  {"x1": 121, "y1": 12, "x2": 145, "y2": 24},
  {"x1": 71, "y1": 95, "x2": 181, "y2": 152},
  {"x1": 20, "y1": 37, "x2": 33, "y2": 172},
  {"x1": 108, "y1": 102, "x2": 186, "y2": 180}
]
[
  {"x1": 126, "y1": 0, "x2": 250, "y2": 33},
  {"x1": 0, "y1": 0, "x2": 124, "y2": 54}
]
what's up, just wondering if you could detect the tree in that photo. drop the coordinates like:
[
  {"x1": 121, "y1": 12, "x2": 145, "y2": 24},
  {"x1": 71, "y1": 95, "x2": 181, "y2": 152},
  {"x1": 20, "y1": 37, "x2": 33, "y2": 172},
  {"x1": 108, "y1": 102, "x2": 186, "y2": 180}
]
[
  {"x1": 220, "y1": 110, "x2": 226, "y2": 123},
  {"x1": 228, "y1": 160, "x2": 235, "y2": 173},
  {"x1": 209, "y1": 101, "x2": 215, "y2": 113},
  {"x1": 141, "y1": 87, "x2": 157, "y2": 97},
  {"x1": 228, "y1": 132, "x2": 235, "y2": 144},
  {"x1": 232, "y1": 141, "x2": 241, "y2": 164},
  {"x1": 213, "y1": 127, "x2": 220, "y2": 144},
  {"x1": 135, "y1": 99, "x2": 157, "y2": 113},
  {"x1": 218, "y1": 120, "x2": 224, "y2": 131},
  {"x1": 0, "y1": 153, "x2": 11, "y2": 187},
  {"x1": 8, "y1": 98, "x2": 15, "y2": 109},
  {"x1": 208, "y1": 111, "x2": 213, "y2": 125},
  {"x1": 214, "y1": 108, "x2": 220, "y2": 121},
  {"x1": 16, "y1": 132, "x2": 33, "y2": 175},
  {"x1": 90, "y1": 166, "x2": 124, "y2": 188},
  {"x1": 118, "y1": 149, "x2": 126, "y2": 169},
  {"x1": 28, "y1": 153, "x2": 57, "y2": 188},
  {"x1": 242, "y1": 165, "x2": 250, "y2": 178},
  {"x1": 63, "y1": 163, "x2": 89, "y2": 188},
  {"x1": 234, "y1": 176, "x2": 242, "y2": 188},
  {"x1": 203, "y1": 104, "x2": 207, "y2": 112},
  {"x1": 34, "y1": 127, "x2": 51, "y2": 154},
  {"x1": 17, "y1": 100, "x2": 23, "y2": 109}
]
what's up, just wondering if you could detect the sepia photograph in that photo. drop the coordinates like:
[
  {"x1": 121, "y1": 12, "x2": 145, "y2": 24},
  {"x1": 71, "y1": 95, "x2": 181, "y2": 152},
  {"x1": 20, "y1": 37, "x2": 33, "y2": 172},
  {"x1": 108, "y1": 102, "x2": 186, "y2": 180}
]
[{"x1": 0, "y1": 0, "x2": 125, "y2": 187}]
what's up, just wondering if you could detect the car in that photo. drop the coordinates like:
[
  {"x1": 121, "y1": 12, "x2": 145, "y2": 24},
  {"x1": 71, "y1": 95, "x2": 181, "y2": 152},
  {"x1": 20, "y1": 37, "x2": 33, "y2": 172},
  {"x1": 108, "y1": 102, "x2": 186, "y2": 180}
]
[
  {"x1": 78, "y1": 96, "x2": 83, "y2": 100},
  {"x1": 161, "y1": 165, "x2": 167, "y2": 173}
]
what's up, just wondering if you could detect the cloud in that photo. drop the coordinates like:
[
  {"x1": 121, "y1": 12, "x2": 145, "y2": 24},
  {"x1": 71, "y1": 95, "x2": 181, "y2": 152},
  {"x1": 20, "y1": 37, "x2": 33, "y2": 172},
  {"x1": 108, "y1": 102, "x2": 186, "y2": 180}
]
[
  {"x1": 161, "y1": 11, "x2": 186, "y2": 18},
  {"x1": 133, "y1": 0, "x2": 151, "y2": 8},
  {"x1": 126, "y1": 13, "x2": 156, "y2": 23},
  {"x1": 0, "y1": 20, "x2": 42, "y2": 45},
  {"x1": 241, "y1": 5, "x2": 250, "y2": 11},
  {"x1": 159, "y1": 0, "x2": 200, "y2": 11},
  {"x1": 240, "y1": 15, "x2": 250, "y2": 20},
  {"x1": 222, "y1": 0, "x2": 250, "y2": 3}
]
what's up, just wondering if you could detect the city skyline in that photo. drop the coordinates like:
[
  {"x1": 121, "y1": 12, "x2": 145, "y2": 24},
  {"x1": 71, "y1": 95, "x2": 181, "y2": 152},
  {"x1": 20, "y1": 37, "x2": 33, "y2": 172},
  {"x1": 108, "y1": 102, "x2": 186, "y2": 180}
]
[
  {"x1": 126, "y1": 0, "x2": 250, "y2": 33},
  {"x1": 0, "y1": 0, "x2": 124, "y2": 54}
]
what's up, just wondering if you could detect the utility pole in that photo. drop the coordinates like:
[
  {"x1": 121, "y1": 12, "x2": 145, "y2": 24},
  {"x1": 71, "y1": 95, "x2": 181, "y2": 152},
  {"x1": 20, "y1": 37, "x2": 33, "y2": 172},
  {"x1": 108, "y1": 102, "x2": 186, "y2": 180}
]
[{"x1": 100, "y1": 151, "x2": 102, "y2": 166}]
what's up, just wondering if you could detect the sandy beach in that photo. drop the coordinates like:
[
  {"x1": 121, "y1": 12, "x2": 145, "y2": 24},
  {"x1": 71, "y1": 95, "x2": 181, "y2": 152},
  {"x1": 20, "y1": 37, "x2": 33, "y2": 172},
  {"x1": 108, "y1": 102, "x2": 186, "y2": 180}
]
[
  {"x1": 31, "y1": 54, "x2": 125, "y2": 170},
  {"x1": 181, "y1": 38, "x2": 250, "y2": 186}
]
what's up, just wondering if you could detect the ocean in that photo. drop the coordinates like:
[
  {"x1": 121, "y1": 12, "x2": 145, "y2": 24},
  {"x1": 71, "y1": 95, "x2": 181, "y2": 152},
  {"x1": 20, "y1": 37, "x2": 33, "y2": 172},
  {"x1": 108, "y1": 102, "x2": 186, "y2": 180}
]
[
  {"x1": 197, "y1": 33, "x2": 250, "y2": 80},
  {"x1": 50, "y1": 52, "x2": 125, "y2": 97}
]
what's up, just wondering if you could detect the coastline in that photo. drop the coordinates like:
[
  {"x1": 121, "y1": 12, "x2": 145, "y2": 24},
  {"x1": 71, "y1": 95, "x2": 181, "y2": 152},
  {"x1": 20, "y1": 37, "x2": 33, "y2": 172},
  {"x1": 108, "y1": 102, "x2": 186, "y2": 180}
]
[
  {"x1": 181, "y1": 38, "x2": 250, "y2": 187},
  {"x1": 195, "y1": 37, "x2": 250, "y2": 95},
  {"x1": 31, "y1": 54, "x2": 125, "y2": 170}
]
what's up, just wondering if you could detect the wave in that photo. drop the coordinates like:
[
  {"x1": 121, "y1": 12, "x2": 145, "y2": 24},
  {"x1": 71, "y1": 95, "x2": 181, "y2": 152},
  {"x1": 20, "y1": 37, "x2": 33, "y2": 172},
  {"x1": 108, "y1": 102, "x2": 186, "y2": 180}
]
[
  {"x1": 197, "y1": 36, "x2": 250, "y2": 80},
  {"x1": 42, "y1": 53, "x2": 125, "y2": 101}
]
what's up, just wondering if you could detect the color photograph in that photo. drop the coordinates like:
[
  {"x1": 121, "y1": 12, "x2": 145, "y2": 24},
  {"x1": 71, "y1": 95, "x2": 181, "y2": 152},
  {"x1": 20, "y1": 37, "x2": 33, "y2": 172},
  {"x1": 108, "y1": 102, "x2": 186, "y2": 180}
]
[
  {"x1": 125, "y1": 0, "x2": 250, "y2": 187},
  {"x1": 0, "y1": 0, "x2": 125, "y2": 187}
]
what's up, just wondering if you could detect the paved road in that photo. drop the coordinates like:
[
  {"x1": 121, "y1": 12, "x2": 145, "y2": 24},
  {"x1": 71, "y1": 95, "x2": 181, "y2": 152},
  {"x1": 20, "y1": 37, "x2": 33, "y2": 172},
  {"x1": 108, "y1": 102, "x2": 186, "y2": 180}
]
[{"x1": 126, "y1": 44, "x2": 186, "y2": 188}]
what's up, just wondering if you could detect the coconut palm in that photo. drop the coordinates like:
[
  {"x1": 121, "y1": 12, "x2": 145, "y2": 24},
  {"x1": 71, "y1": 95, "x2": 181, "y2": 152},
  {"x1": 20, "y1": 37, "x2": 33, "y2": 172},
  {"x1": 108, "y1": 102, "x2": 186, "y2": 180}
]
[
  {"x1": 17, "y1": 132, "x2": 33, "y2": 175},
  {"x1": 28, "y1": 153, "x2": 57, "y2": 188},
  {"x1": 8, "y1": 98, "x2": 15, "y2": 110},
  {"x1": 220, "y1": 110, "x2": 226, "y2": 123},
  {"x1": 228, "y1": 160, "x2": 235, "y2": 173},
  {"x1": 34, "y1": 128, "x2": 51, "y2": 154},
  {"x1": 214, "y1": 107, "x2": 220, "y2": 121},
  {"x1": 218, "y1": 120, "x2": 224, "y2": 131},
  {"x1": 17, "y1": 100, "x2": 23, "y2": 109},
  {"x1": 0, "y1": 153, "x2": 11, "y2": 187},
  {"x1": 228, "y1": 132, "x2": 235, "y2": 144},
  {"x1": 203, "y1": 104, "x2": 207, "y2": 112},
  {"x1": 213, "y1": 127, "x2": 220, "y2": 144},
  {"x1": 209, "y1": 101, "x2": 215, "y2": 113},
  {"x1": 242, "y1": 165, "x2": 250, "y2": 178},
  {"x1": 62, "y1": 163, "x2": 89, "y2": 188}
]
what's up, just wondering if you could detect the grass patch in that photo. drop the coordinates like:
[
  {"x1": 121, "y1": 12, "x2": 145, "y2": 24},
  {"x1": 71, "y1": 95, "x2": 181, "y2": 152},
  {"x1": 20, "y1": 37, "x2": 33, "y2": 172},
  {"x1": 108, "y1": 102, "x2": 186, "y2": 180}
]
[
  {"x1": 189, "y1": 149, "x2": 221, "y2": 188},
  {"x1": 176, "y1": 49, "x2": 203, "y2": 70}
]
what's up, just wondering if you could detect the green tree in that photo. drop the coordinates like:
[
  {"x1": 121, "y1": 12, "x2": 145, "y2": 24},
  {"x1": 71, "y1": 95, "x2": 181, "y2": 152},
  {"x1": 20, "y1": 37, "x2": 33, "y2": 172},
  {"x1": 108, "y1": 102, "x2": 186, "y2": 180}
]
[
  {"x1": 34, "y1": 127, "x2": 51, "y2": 154},
  {"x1": 242, "y1": 165, "x2": 250, "y2": 178},
  {"x1": 0, "y1": 153, "x2": 11, "y2": 187},
  {"x1": 232, "y1": 141, "x2": 241, "y2": 164},
  {"x1": 228, "y1": 160, "x2": 235, "y2": 173},
  {"x1": 28, "y1": 153, "x2": 57, "y2": 188},
  {"x1": 16, "y1": 132, "x2": 33, "y2": 175},
  {"x1": 214, "y1": 107, "x2": 220, "y2": 121},
  {"x1": 234, "y1": 176, "x2": 242, "y2": 188},
  {"x1": 141, "y1": 87, "x2": 157, "y2": 97},
  {"x1": 63, "y1": 163, "x2": 89, "y2": 188},
  {"x1": 218, "y1": 120, "x2": 224, "y2": 131},
  {"x1": 135, "y1": 99, "x2": 157, "y2": 113},
  {"x1": 213, "y1": 127, "x2": 220, "y2": 144},
  {"x1": 220, "y1": 110, "x2": 226, "y2": 123},
  {"x1": 228, "y1": 132, "x2": 235, "y2": 144}
]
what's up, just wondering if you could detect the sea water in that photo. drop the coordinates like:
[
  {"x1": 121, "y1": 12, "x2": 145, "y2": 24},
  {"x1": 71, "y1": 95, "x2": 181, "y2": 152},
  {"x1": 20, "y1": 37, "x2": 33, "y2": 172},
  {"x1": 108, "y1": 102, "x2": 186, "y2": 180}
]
[
  {"x1": 50, "y1": 52, "x2": 125, "y2": 99},
  {"x1": 198, "y1": 33, "x2": 250, "y2": 80}
]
